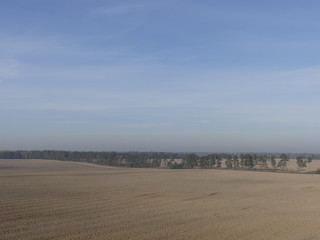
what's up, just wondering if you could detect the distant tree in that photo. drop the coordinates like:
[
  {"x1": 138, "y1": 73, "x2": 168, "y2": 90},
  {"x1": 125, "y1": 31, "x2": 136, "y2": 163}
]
[
  {"x1": 239, "y1": 154, "x2": 245, "y2": 168},
  {"x1": 199, "y1": 155, "x2": 209, "y2": 168},
  {"x1": 183, "y1": 153, "x2": 199, "y2": 168},
  {"x1": 270, "y1": 156, "x2": 277, "y2": 168},
  {"x1": 277, "y1": 153, "x2": 288, "y2": 171},
  {"x1": 258, "y1": 155, "x2": 269, "y2": 169},
  {"x1": 208, "y1": 154, "x2": 216, "y2": 168},
  {"x1": 225, "y1": 156, "x2": 233, "y2": 169},
  {"x1": 307, "y1": 155, "x2": 313, "y2": 170},
  {"x1": 252, "y1": 154, "x2": 258, "y2": 163},
  {"x1": 232, "y1": 155, "x2": 239, "y2": 168},
  {"x1": 244, "y1": 154, "x2": 255, "y2": 168},
  {"x1": 168, "y1": 162, "x2": 183, "y2": 169},
  {"x1": 150, "y1": 158, "x2": 161, "y2": 168},
  {"x1": 216, "y1": 156, "x2": 222, "y2": 168},
  {"x1": 296, "y1": 156, "x2": 307, "y2": 169}
]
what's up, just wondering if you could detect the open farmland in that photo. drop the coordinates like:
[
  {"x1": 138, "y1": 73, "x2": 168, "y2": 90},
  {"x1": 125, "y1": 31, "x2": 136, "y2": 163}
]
[{"x1": 1, "y1": 159, "x2": 320, "y2": 240}]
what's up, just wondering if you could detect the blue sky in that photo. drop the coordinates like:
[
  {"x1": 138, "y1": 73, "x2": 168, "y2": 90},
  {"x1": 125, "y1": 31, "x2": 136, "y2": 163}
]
[{"x1": 1, "y1": 0, "x2": 320, "y2": 152}]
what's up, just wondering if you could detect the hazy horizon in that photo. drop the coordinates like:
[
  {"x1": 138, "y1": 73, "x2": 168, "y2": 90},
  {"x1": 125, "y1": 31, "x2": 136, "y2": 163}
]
[{"x1": 2, "y1": 1, "x2": 320, "y2": 152}]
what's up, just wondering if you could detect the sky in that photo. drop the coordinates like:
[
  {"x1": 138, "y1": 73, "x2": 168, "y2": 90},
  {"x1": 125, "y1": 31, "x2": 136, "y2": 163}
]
[{"x1": 1, "y1": 0, "x2": 320, "y2": 153}]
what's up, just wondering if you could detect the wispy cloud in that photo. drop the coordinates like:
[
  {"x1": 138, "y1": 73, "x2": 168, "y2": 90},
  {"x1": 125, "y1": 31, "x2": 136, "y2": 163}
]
[
  {"x1": 92, "y1": 3, "x2": 146, "y2": 16},
  {"x1": 0, "y1": 59, "x2": 19, "y2": 81},
  {"x1": 122, "y1": 122, "x2": 172, "y2": 128},
  {"x1": 23, "y1": 104, "x2": 115, "y2": 112},
  {"x1": 199, "y1": 120, "x2": 210, "y2": 124}
]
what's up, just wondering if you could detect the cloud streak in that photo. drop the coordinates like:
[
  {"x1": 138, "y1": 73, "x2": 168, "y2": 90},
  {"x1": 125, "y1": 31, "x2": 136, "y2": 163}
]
[
  {"x1": 92, "y1": 3, "x2": 146, "y2": 16},
  {"x1": 0, "y1": 59, "x2": 19, "y2": 81}
]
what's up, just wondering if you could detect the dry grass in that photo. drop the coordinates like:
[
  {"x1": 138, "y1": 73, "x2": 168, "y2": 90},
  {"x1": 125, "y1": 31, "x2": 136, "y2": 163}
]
[{"x1": 1, "y1": 159, "x2": 320, "y2": 239}]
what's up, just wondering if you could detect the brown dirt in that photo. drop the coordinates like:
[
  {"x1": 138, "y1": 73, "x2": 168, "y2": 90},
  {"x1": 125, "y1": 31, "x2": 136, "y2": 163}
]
[{"x1": 1, "y1": 159, "x2": 320, "y2": 240}]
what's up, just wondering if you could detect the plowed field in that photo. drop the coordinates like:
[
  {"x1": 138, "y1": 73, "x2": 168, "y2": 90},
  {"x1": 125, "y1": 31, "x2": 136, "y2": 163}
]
[{"x1": 1, "y1": 159, "x2": 320, "y2": 240}]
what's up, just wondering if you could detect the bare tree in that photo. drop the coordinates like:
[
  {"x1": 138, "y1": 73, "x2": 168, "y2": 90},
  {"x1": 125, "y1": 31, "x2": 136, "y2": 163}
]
[
  {"x1": 225, "y1": 156, "x2": 233, "y2": 169},
  {"x1": 270, "y1": 156, "x2": 277, "y2": 169},
  {"x1": 277, "y1": 154, "x2": 288, "y2": 171},
  {"x1": 296, "y1": 156, "x2": 306, "y2": 170},
  {"x1": 232, "y1": 155, "x2": 239, "y2": 169}
]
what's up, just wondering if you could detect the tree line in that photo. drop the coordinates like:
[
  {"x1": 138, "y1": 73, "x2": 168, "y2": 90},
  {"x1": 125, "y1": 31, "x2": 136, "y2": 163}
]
[
  {"x1": 177, "y1": 153, "x2": 312, "y2": 171},
  {"x1": 0, "y1": 150, "x2": 183, "y2": 168},
  {"x1": 0, "y1": 150, "x2": 315, "y2": 171}
]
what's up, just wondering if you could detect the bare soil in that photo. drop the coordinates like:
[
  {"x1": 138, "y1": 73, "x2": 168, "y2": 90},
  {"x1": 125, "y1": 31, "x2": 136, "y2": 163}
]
[{"x1": 1, "y1": 159, "x2": 320, "y2": 240}]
